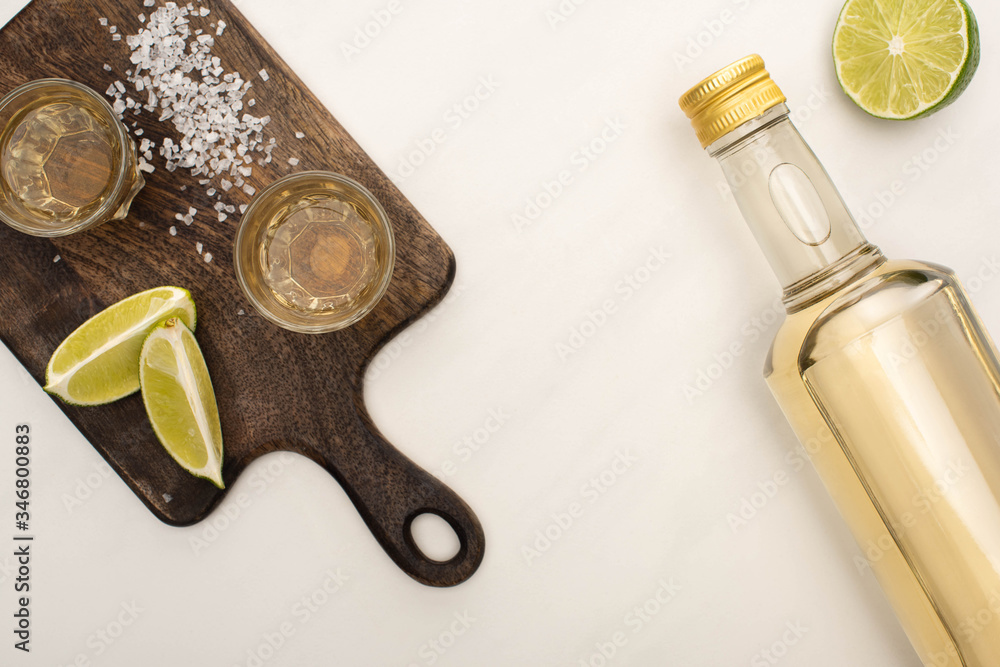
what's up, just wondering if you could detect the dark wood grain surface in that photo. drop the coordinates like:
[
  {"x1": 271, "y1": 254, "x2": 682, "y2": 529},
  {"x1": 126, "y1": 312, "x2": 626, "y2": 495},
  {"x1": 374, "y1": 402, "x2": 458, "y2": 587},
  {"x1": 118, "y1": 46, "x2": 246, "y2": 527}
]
[{"x1": 0, "y1": 0, "x2": 484, "y2": 587}]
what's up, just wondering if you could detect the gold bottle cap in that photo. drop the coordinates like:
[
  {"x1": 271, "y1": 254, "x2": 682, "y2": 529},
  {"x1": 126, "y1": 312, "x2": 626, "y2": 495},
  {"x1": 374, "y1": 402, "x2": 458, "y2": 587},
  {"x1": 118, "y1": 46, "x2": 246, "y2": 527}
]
[{"x1": 679, "y1": 54, "x2": 786, "y2": 149}]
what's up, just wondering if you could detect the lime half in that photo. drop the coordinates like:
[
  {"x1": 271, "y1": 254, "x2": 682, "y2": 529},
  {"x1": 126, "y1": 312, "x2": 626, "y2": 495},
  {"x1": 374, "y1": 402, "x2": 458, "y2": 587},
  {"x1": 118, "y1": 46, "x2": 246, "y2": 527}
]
[
  {"x1": 45, "y1": 287, "x2": 196, "y2": 405},
  {"x1": 833, "y1": 0, "x2": 980, "y2": 119},
  {"x1": 140, "y1": 318, "x2": 224, "y2": 488}
]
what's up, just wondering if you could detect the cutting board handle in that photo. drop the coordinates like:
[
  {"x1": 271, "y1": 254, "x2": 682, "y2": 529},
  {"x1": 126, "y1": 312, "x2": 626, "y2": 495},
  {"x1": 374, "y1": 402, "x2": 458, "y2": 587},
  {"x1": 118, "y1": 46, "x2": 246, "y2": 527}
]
[{"x1": 312, "y1": 418, "x2": 485, "y2": 587}]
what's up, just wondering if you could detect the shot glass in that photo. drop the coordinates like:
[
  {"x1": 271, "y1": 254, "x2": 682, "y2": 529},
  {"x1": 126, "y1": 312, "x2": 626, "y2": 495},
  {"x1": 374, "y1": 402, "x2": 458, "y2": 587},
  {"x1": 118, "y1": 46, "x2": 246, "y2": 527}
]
[
  {"x1": 0, "y1": 78, "x2": 144, "y2": 237},
  {"x1": 234, "y1": 171, "x2": 395, "y2": 333}
]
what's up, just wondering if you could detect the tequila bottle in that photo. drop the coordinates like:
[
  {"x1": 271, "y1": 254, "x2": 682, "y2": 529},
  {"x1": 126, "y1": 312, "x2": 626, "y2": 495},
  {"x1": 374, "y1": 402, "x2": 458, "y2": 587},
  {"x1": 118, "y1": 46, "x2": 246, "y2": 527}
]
[{"x1": 680, "y1": 55, "x2": 1000, "y2": 666}]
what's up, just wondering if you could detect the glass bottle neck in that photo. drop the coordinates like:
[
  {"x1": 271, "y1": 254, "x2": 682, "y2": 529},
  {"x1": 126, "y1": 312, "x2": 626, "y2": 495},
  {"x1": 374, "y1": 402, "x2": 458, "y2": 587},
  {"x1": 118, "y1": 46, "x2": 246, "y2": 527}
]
[{"x1": 709, "y1": 104, "x2": 884, "y2": 312}]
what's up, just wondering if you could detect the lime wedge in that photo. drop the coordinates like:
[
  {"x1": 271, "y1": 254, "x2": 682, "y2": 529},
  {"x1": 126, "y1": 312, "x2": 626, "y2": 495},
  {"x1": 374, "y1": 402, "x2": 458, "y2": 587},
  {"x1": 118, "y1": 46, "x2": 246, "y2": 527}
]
[
  {"x1": 140, "y1": 318, "x2": 224, "y2": 488},
  {"x1": 45, "y1": 287, "x2": 196, "y2": 405},
  {"x1": 833, "y1": 0, "x2": 980, "y2": 119}
]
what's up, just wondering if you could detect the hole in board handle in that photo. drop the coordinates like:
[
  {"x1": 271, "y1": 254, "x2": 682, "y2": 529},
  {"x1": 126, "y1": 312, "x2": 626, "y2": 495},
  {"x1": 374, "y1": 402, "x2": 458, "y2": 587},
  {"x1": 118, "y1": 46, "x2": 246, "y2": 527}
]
[{"x1": 408, "y1": 511, "x2": 462, "y2": 563}]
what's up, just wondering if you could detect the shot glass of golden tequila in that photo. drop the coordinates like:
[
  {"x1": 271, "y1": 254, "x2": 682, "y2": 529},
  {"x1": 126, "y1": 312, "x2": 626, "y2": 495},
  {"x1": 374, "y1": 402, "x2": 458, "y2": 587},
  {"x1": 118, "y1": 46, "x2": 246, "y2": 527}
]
[
  {"x1": 0, "y1": 79, "x2": 144, "y2": 237},
  {"x1": 234, "y1": 171, "x2": 395, "y2": 333}
]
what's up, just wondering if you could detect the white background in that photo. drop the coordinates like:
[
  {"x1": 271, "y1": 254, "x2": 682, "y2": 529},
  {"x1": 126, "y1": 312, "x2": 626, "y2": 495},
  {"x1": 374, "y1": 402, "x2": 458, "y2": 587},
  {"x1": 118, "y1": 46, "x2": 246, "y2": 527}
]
[{"x1": 1, "y1": 0, "x2": 999, "y2": 665}]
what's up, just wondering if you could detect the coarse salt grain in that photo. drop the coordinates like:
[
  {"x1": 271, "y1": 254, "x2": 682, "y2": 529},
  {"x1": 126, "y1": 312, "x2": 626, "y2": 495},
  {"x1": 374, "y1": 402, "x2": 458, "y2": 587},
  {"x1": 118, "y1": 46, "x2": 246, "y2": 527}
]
[
  {"x1": 117, "y1": 3, "x2": 277, "y2": 188},
  {"x1": 295, "y1": 131, "x2": 304, "y2": 139},
  {"x1": 288, "y1": 158, "x2": 299, "y2": 166},
  {"x1": 102, "y1": 3, "x2": 294, "y2": 236},
  {"x1": 53, "y1": 255, "x2": 61, "y2": 263},
  {"x1": 204, "y1": 253, "x2": 213, "y2": 263},
  {"x1": 196, "y1": 242, "x2": 203, "y2": 254}
]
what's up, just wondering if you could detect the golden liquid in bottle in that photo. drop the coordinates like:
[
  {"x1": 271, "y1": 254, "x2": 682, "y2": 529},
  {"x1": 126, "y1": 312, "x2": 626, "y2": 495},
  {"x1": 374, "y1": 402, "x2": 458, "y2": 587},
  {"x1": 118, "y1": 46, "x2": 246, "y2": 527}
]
[{"x1": 768, "y1": 259, "x2": 1000, "y2": 667}]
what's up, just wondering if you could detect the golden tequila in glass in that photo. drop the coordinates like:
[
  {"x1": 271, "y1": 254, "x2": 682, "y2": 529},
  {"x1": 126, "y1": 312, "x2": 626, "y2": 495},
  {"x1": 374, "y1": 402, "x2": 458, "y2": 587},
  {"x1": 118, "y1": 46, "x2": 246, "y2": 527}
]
[
  {"x1": 0, "y1": 79, "x2": 144, "y2": 237},
  {"x1": 234, "y1": 171, "x2": 394, "y2": 333}
]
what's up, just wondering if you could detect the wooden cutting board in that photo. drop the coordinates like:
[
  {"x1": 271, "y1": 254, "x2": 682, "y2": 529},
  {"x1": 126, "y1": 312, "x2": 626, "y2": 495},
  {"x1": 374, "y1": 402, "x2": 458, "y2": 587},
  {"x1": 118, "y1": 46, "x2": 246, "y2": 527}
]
[{"x1": 0, "y1": 0, "x2": 484, "y2": 587}]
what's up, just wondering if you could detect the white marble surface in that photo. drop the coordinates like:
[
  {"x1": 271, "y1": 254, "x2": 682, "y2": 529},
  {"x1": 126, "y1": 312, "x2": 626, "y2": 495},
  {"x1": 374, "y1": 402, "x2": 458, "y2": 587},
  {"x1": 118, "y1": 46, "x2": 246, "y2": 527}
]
[{"x1": 1, "y1": 0, "x2": 999, "y2": 665}]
